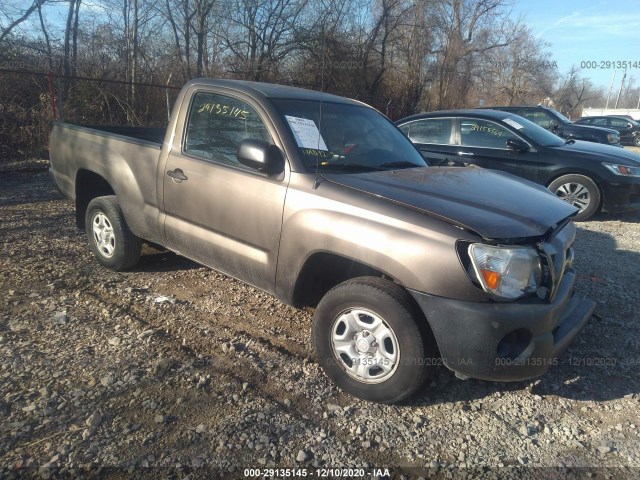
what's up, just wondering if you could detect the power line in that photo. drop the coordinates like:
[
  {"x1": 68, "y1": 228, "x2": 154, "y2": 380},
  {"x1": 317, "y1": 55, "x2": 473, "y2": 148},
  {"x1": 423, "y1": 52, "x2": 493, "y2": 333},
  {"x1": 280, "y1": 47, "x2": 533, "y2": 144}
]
[{"x1": 0, "y1": 67, "x2": 181, "y2": 90}]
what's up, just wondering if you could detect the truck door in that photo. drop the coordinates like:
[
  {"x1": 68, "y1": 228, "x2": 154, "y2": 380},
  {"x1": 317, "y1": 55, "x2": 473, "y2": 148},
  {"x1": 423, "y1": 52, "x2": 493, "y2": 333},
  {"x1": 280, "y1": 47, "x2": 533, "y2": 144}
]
[{"x1": 160, "y1": 89, "x2": 288, "y2": 293}]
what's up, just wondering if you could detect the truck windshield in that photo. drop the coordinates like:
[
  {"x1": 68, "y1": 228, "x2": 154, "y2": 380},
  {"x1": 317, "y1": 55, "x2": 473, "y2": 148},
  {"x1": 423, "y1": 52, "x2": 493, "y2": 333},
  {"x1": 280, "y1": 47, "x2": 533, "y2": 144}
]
[{"x1": 271, "y1": 99, "x2": 427, "y2": 172}]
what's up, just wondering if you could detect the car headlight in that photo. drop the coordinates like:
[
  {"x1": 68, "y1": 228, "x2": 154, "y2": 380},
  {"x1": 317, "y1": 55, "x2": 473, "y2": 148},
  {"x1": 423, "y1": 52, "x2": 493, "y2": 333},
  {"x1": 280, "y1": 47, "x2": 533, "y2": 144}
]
[
  {"x1": 468, "y1": 244, "x2": 541, "y2": 300},
  {"x1": 607, "y1": 133, "x2": 620, "y2": 144},
  {"x1": 603, "y1": 163, "x2": 640, "y2": 177}
]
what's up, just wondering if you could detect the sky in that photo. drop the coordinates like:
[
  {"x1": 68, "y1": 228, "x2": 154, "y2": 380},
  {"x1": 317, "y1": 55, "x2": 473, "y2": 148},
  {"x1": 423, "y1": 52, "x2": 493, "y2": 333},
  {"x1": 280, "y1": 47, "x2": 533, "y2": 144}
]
[{"x1": 513, "y1": 0, "x2": 640, "y2": 89}]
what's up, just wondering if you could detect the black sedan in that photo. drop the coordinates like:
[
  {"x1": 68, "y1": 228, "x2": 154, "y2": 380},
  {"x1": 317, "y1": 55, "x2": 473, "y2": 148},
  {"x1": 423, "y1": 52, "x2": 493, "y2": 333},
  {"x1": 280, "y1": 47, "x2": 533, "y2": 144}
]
[
  {"x1": 575, "y1": 116, "x2": 640, "y2": 147},
  {"x1": 396, "y1": 109, "x2": 640, "y2": 220}
]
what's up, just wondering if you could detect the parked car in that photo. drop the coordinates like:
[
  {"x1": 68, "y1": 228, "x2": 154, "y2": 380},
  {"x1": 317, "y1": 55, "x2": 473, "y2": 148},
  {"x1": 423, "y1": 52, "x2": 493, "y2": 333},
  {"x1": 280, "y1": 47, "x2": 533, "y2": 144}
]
[
  {"x1": 396, "y1": 109, "x2": 640, "y2": 220},
  {"x1": 485, "y1": 105, "x2": 621, "y2": 146},
  {"x1": 49, "y1": 79, "x2": 595, "y2": 403},
  {"x1": 575, "y1": 116, "x2": 640, "y2": 147}
]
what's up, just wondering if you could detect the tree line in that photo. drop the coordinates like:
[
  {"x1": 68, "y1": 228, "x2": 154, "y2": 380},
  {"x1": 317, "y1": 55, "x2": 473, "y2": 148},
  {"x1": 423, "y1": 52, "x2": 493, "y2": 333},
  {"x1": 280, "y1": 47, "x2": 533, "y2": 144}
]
[{"x1": 1, "y1": 0, "x2": 638, "y2": 160}]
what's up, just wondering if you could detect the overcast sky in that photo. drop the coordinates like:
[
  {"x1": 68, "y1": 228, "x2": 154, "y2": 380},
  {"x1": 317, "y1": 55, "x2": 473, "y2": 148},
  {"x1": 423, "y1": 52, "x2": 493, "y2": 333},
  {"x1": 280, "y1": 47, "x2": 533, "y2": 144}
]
[{"x1": 514, "y1": 0, "x2": 640, "y2": 89}]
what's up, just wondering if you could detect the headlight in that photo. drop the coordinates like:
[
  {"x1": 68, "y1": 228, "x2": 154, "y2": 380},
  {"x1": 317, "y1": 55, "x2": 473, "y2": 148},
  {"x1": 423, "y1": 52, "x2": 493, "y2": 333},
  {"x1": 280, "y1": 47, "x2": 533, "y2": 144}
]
[
  {"x1": 603, "y1": 163, "x2": 640, "y2": 177},
  {"x1": 468, "y1": 244, "x2": 541, "y2": 300},
  {"x1": 607, "y1": 133, "x2": 620, "y2": 144}
]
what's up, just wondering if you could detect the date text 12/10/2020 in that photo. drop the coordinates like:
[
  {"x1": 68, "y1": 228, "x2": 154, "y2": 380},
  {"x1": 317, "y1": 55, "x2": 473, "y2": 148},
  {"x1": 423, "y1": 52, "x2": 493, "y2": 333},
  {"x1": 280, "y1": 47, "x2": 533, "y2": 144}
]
[{"x1": 244, "y1": 468, "x2": 392, "y2": 478}]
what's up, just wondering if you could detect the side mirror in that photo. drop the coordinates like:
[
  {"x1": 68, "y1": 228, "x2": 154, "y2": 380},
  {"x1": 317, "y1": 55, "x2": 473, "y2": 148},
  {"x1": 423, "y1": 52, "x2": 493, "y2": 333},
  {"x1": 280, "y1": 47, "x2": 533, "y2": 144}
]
[
  {"x1": 628, "y1": 123, "x2": 633, "y2": 129},
  {"x1": 237, "y1": 139, "x2": 284, "y2": 175},
  {"x1": 549, "y1": 120, "x2": 559, "y2": 130},
  {"x1": 506, "y1": 138, "x2": 529, "y2": 153}
]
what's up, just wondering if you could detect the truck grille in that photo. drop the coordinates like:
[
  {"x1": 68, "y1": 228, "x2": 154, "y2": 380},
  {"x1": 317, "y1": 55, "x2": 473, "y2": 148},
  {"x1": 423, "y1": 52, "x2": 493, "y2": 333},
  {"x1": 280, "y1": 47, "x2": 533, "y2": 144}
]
[{"x1": 538, "y1": 223, "x2": 576, "y2": 302}]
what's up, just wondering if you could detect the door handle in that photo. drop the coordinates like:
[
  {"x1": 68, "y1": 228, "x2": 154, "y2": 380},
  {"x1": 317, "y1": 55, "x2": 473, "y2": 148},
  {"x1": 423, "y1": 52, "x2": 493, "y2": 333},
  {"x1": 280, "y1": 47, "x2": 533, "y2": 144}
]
[
  {"x1": 457, "y1": 151, "x2": 474, "y2": 156},
  {"x1": 167, "y1": 169, "x2": 188, "y2": 181}
]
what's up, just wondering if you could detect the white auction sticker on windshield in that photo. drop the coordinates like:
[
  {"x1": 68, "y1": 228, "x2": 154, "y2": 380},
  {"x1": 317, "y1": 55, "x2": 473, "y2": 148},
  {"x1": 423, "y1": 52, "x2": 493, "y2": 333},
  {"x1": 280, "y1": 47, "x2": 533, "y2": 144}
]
[
  {"x1": 285, "y1": 115, "x2": 328, "y2": 150},
  {"x1": 503, "y1": 117, "x2": 524, "y2": 130}
]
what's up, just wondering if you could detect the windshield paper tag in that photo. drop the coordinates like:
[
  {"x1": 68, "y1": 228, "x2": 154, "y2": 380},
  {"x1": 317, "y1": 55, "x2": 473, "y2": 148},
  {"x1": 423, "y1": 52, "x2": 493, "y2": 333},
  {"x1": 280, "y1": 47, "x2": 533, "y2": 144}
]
[
  {"x1": 285, "y1": 116, "x2": 328, "y2": 150},
  {"x1": 503, "y1": 118, "x2": 524, "y2": 130}
]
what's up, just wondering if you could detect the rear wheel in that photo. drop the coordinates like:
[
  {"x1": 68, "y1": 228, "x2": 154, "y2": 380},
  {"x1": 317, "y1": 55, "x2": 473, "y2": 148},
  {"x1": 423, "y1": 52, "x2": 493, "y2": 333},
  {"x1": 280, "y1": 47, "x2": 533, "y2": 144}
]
[
  {"x1": 312, "y1": 277, "x2": 436, "y2": 403},
  {"x1": 548, "y1": 174, "x2": 601, "y2": 221},
  {"x1": 85, "y1": 195, "x2": 141, "y2": 270}
]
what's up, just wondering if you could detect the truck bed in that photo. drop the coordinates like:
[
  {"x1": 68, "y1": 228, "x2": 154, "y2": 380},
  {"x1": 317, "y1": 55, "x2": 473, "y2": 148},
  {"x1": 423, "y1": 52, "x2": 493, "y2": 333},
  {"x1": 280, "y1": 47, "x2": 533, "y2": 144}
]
[
  {"x1": 71, "y1": 125, "x2": 166, "y2": 145},
  {"x1": 49, "y1": 121, "x2": 165, "y2": 245}
]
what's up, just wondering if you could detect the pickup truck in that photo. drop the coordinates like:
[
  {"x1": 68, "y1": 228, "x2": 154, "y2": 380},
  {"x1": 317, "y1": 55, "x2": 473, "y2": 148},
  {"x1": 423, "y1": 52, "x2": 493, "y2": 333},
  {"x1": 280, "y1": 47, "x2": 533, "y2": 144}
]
[{"x1": 49, "y1": 79, "x2": 596, "y2": 403}]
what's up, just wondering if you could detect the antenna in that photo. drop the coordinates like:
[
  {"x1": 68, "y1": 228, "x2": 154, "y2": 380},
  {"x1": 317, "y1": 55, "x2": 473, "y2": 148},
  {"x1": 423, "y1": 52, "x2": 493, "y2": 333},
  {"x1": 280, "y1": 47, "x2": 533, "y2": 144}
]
[{"x1": 313, "y1": 26, "x2": 327, "y2": 190}]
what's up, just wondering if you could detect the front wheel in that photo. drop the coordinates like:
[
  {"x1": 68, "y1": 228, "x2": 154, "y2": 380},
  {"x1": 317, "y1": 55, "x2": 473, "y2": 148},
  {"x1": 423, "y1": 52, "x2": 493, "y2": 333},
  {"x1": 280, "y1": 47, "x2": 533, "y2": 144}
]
[
  {"x1": 85, "y1": 195, "x2": 142, "y2": 270},
  {"x1": 548, "y1": 174, "x2": 601, "y2": 221},
  {"x1": 312, "y1": 277, "x2": 436, "y2": 403}
]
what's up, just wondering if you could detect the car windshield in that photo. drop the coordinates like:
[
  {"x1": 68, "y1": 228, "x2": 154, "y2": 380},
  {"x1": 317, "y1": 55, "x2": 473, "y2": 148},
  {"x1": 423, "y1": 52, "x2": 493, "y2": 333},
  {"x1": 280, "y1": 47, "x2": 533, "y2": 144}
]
[
  {"x1": 547, "y1": 109, "x2": 572, "y2": 124},
  {"x1": 502, "y1": 114, "x2": 566, "y2": 147},
  {"x1": 270, "y1": 99, "x2": 428, "y2": 172}
]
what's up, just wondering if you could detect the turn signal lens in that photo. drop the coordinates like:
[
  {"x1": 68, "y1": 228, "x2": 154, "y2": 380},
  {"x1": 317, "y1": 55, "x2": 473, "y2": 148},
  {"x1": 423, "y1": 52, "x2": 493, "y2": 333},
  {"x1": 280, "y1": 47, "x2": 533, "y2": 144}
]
[{"x1": 481, "y1": 270, "x2": 501, "y2": 290}]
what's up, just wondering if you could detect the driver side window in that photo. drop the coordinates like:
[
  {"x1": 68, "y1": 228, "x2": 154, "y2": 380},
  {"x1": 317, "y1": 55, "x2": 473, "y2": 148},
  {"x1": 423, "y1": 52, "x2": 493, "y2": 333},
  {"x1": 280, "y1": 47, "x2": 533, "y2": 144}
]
[
  {"x1": 184, "y1": 92, "x2": 272, "y2": 169},
  {"x1": 460, "y1": 119, "x2": 518, "y2": 149}
]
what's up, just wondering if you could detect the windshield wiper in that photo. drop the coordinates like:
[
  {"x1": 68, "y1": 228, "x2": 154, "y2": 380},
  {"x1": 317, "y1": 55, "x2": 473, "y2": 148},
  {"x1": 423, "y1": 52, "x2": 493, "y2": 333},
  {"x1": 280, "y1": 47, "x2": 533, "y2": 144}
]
[
  {"x1": 377, "y1": 161, "x2": 424, "y2": 170},
  {"x1": 317, "y1": 162, "x2": 382, "y2": 172}
]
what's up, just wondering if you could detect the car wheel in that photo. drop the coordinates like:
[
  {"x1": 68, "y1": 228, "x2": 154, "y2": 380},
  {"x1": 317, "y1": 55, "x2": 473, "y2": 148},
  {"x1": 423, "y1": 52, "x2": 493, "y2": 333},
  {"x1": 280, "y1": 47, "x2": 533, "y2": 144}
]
[
  {"x1": 548, "y1": 174, "x2": 601, "y2": 221},
  {"x1": 634, "y1": 135, "x2": 640, "y2": 147},
  {"x1": 312, "y1": 276, "x2": 435, "y2": 403},
  {"x1": 85, "y1": 195, "x2": 142, "y2": 270}
]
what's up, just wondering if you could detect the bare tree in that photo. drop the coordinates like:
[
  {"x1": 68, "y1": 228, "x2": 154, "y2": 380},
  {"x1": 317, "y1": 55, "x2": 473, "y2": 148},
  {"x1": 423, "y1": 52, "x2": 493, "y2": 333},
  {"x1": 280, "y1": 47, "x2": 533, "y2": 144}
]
[
  {"x1": 480, "y1": 22, "x2": 556, "y2": 105},
  {"x1": 221, "y1": 0, "x2": 309, "y2": 81},
  {"x1": 554, "y1": 66, "x2": 604, "y2": 118},
  {"x1": 0, "y1": 0, "x2": 48, "y2": 45},
  {"x1": 62, "y1": 0, "x2": 82, "y2": 96},
  {"x1": 431, "y1": 0, "x2": 514, "y2": 109},
  {"x1": 388, "y1": 0, "x2": 437, "y2": 115}
]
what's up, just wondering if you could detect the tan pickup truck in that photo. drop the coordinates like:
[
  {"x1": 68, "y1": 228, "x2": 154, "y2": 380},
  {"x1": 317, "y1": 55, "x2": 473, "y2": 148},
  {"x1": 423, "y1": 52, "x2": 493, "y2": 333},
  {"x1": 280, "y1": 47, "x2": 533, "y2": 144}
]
[{"x1": 49, "y1": 79, "x2": 595, "y2": 403}]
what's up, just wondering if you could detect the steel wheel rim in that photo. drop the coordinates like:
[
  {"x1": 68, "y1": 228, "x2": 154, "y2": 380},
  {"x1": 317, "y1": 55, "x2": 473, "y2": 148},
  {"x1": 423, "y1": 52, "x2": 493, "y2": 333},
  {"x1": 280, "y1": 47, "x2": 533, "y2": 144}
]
[
  {"x1": 92, "y1": 211, "x2": 116, "y2": 258},
  {"x1": 553, "y1": 182, "x2": 591, "y2": 212},
  {"x1": 330, "y1": 308, "x2": 400, "y2": 384}
]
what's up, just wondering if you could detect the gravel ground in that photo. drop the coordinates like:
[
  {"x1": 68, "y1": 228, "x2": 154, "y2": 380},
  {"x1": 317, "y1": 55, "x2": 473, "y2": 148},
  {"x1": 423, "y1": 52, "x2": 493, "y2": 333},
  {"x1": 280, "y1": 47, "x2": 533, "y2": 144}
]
[{"x1": 1, "y1": 160, "x2": 640, "y2": 479}]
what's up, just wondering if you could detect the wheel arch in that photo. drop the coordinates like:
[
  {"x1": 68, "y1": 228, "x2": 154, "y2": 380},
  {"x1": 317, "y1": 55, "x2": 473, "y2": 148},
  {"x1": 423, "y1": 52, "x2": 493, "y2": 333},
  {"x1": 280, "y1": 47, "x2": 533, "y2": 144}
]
[
  {"x1": 291, "y1": 254, "x2": 435, "y2": 337},
  {"x1": 545, "y1": 169, "x2": 605, "y2": 203},
  {"x1": 291, "y1": 252, "x2": 389, "y2": 308},
  {"x1": 75, "y1": 170, "x2": 116, "y2": 229},
  {"x1": 546, "y1": 170, "x2": 605, "y2": 218}
]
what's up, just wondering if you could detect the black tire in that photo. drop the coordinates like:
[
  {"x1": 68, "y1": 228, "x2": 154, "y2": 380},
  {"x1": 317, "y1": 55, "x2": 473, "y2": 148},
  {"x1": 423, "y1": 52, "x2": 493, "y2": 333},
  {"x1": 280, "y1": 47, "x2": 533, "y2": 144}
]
[
  {"x1": 548, "y1": 174, "x2": 601, "y2": 221},
  {"x1": 85, "y1": 195, "x2": 142, "y2": 271},
  {"x1": 312, "y1": 276, "x2": 436, "y2": 403}
]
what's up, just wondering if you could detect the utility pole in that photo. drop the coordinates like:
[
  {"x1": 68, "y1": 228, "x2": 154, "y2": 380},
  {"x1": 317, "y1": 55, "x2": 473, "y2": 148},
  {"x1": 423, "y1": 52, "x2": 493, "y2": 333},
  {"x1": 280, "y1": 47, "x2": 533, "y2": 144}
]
[
  {"x1": 614, "y1": 69, "x2": 627, "y2": 109},
  {"x1": 605, "y1": 70, "x2": 616, "y2": 109}
]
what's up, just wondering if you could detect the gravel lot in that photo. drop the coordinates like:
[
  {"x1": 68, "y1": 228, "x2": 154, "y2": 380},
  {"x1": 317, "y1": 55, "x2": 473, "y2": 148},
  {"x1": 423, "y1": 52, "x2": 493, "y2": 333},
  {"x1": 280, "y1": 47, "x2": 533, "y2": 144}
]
[{"x1": 1, "y1": 160, "x2": 640, "y2": 479}]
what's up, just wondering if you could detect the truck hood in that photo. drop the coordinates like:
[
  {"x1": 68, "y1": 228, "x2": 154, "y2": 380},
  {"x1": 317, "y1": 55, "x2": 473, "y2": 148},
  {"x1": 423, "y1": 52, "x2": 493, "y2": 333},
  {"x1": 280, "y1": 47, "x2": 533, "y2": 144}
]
[
  {"x1": 551, "y1": 140, "x2": 640, "y2": 165},
  {"x1": 322, "y1": 167, "x2": 577, "y2": 240}
]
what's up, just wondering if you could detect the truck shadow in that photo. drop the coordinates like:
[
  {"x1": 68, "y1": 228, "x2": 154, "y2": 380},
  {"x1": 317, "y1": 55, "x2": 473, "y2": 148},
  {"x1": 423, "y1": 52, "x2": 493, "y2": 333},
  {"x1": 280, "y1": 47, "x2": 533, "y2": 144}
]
[
  {"x1": 411, "y1": 225, "x2": 640, "y2": 405},
  {"x1": 134, "y1": 246, "x2": 202, "y2": 273}
]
